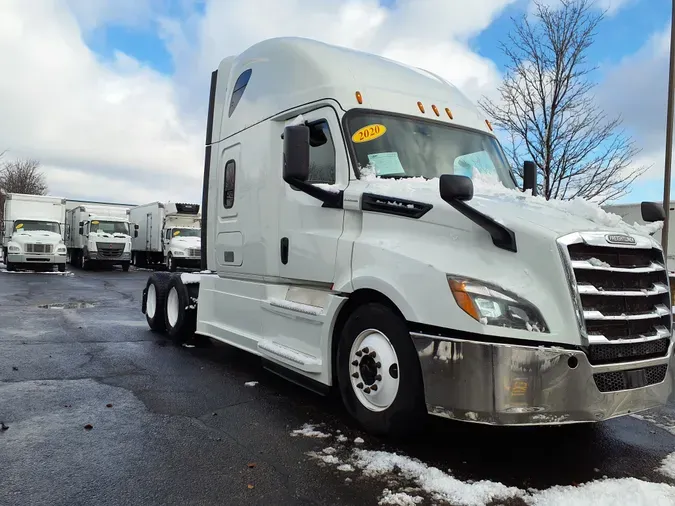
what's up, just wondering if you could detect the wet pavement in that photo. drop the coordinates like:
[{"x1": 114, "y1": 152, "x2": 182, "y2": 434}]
[{"x1": 1, "y1": 265, "x2": 675, "y2": 505}]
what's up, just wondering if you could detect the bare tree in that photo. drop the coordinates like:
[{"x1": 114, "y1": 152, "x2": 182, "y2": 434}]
[
  {"x1": 0, "y1": 157, "x2": 49, "y2": 225},
  {"x1": 478, "y1": 0, "x2": 646, "y2": 203}
]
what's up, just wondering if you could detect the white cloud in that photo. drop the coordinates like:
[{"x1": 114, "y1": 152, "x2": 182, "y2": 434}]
[
  {"x1": 595, "y1": 24, "x2": 671, "y2": 183},
  {"x1": 0, "y1": 0, "x2": 517, "y2": 204},
  {"x1": 530, "y1": 0, "x2": 637, "y2": 16}
]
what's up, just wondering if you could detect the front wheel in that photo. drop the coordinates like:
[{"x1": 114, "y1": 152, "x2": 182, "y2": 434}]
[
  {"x1": 122, "y1": 262, "x2": 130, "y2": 272},
  {"x1": 336, "y1": 303, "x2": 427, "y2": 438},
  {"x1": 57, "y1": 263, "x2": 66, "y2": 273},
  {"x1": 167, "y1": 254, "x2": 176, "y2": 272}
]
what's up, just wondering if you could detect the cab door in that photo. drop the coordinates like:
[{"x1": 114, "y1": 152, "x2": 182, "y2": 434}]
[{"x1": 277, "y1": 106, "x2": 349, "y2": 285}]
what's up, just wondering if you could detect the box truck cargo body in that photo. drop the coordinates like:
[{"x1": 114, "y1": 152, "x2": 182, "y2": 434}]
[
  {"x1": 1, "y1": 193, "x2": 67, "y2": 272},
  {"x1": 130, "y1": 202, "x2": 201, "y2": 271},
  {"x1": 65, "y1": 204, "x2": 134, "y2": 271},
  {"x1": 139, "y1": 37, "x2": 674, "y2": 437}
]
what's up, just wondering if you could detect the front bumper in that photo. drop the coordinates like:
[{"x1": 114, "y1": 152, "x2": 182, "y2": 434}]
[
  {"x1": 412, "y1": 332, "x2": 674, "y2": 425},
  {"x1": 7, "y1": 253, "x2": 66, "y2": 264},
  {"x1": 173, "y1": 257, "x2": 200, "y2": 268},
  {"x1": 87, "y1": 251, "x2": 131, "y2": 262}
]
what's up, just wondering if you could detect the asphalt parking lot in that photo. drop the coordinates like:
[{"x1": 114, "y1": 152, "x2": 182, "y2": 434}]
[{"x1": 2, "y1": 265, "x2": 675, "y2": 505}]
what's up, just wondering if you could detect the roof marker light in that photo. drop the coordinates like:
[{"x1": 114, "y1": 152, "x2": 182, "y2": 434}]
[
  {"x1": 417, "y1": 101, "x2": 425, "y2": 113},
  {"x1": 446, "y1": 108, "x2": 454, "y2": 120},
  {"x1": 485, "y1": 119, "x2": 493, "y2": 131},
  {"x1": 356, "y1": 91, "x2": 363, "y2": 104},
  {"x1": 432, "y1": 105, "x2": 440, "y2": 117}
]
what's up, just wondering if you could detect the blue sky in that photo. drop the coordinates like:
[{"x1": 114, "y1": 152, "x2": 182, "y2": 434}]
[{"x1": 1, "y1": 0, "x2": 672, "y2": 205}]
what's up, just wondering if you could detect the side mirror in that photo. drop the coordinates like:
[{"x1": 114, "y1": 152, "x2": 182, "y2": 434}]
[
  {"x1": 523, "y1": 160, "x2": 537, "y2": 196},
  {"x1": 135, "y1": 224, "x2": 139, "y2": 230},
  {"x1": 78, "y1": 226, "x2": 83, "y2": 235},
  {"x1": 283, "y1": 125, "x2": 310, "y2": 183},
  {"x1": 641, "y1": 201, "x2": 666, "y2": 223},
  {"x1": 134, "y1": 230, "x2": 138, "y2": 238},
  {"x1": 439, "y1": 174, "x2": 474, "y2": 202},
  {"x1": 79, "y1": 221, "x2": 84, "y2": 227}
]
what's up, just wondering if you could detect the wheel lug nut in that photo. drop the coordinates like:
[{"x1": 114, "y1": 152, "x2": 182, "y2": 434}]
[
  {"x1": 356, "y1": 351, "x2": 362, "y2": 357},
  {"x1": 376, "y1": 362, "x2": 381, "y2": 368},
  {"x1": 356, "y1": 382, "x2": 364, "y2": 389},
  {"x1": 351, "y1": 372, "x2": 359, "y2": 378},
  {"x1": 369, "y1": 351, "x2": 376, "y2": 358},
  {"x1": 363, "y1": 347, "x2": 369, "y2": 354},
  {"x1": 375, "y1": 374, "x2": 382, "y2": 381},
  {"x1": 370, "y1": 384, "x2": 378, "y2": 391},
  {"x1": 351, "y1": 360, "x2": 359, "y2": 366},
  {"x1": 364, "y1": 387, "x2": 371, "y2": 394}
]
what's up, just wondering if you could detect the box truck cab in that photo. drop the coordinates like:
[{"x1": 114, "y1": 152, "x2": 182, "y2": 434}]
[
  {"x1": 130, "y1": 202, "x2": 201, "y2": 272},
  {"x1": 140, "y1": 37, "x2": 674, "y2": 437},
  {"x1": 1, "y1": 193, "x2": 67, "y2": 272},
  {"x1": 65, "y1": 204, "x2": 134, "y2": 271}
]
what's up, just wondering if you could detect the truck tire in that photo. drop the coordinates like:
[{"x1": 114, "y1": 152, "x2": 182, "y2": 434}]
[
  {"x1": 122, "y1": 262, "x2": 130, "y2": 272},
  {"x1": 143, "y1": 272, "x2": 172, "y2": 332},
  {"x1": 164, "y1": 275, "x2": 198, "y2": 344},
  {"x1": 6, "y1": 262, "x2": 16, "y2": 272},
  {"x1": 58, "y1": 263, "x2": 66, "y2": 273},
  {"x1": 336, "y1": 303, "x2": 427, "y2": 438}
]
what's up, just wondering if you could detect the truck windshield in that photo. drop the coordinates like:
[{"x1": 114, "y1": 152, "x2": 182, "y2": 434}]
[
  {"x1": 346, "y1": 111, "x2": 516, "y2": 188},
  {"x1": 90, "y1": 221, "x2": 129, "y2": 235},
  {"x1": 13, "y1": 220, "x2": 61, "y2": 234},
  {"x1": 172, "y1": 228, "x2": 200, "y2": 237}
]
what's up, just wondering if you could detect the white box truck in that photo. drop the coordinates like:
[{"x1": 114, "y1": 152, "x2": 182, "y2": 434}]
[
  {"x1": 65, "y1": 204, "x2": 135, "y2": 271},
  {"x1": 1, "y1": 192, "x2": 67, "y2": 272},
  {"x1": 129, "y1": 202, "x2": 201, "y2": 271},
  {"x1": 139, "y1": 37, "x2": 674, "y2": 437}
]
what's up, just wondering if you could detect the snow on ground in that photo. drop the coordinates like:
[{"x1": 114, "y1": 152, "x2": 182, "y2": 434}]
[
  {"x1": 290, "y1": 423, "x2": 331, "y2": 438},
  {"x1": 658, "y1": 453, "x2": 675, "y2": 480},
  {"x1": 244, "y1": 381, "x2": 258, "y2": 387},
  {"x1": 291, "y1": 423, "x2": 675, "y2": 506}
]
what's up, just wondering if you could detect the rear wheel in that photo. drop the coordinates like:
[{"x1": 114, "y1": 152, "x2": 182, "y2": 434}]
[
  {"x1": 143, "y1": 272, "x2": 172, "y2": 332},
  {"x1": 164, "y1": 275, "x2": 198, "y2": 344},
  {"x1": 336, "y1": 303, "x2": 427, "y2": 438}
]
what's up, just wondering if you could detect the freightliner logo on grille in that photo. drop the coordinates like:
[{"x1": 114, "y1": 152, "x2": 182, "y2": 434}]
[{"x1": 605, "y1": 234, "x2": 636, "y2": 245}]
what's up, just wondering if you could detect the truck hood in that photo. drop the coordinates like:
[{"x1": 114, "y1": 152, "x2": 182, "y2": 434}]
[
  {"x1": 90, "y1": 231, "x2": 130, "y2": 241},
  {"x1": 11, "y1": 231, "x2": 63, "y2": 245},
  {"x1": 358, "y1": 175, "x2": 661, "y2": 239},
  {"x1": 170, "y1": 237, "x2": 201, "y2": 248}
]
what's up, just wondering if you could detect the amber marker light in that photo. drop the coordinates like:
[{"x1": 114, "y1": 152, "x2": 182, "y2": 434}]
[
  {"x1": 446, "y1": 108, "x2": 454, "y2": 120},
  {"x1": 432, "y1": 104, "x2": 440, "y2": 116},
  {"x1": 417, "y1": 101, "x2": 425, "y2": 113},
  {"x1": 355, "y1": 91, "x2": 363, "y2": 104}
]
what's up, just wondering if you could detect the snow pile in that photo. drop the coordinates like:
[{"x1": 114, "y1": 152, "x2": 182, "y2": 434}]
[
  {"x1": 244, "y1": 381, "x2": 258, "y2": 387},
  {"x1": 354, "y1": 449, "x2": 523, "y2": 506},
  {"x1": 290, "y1": 423, "x2": 330, "y2": 438},
  {"x1": 525, "y1": 478, "x2": 675, "y2": 506},
  {"x1": 658, "y1": 452, "x2": 675, "y2": 479},
  {"x1": 379, "y1": 489, "x2": 424, "y2": 505}
]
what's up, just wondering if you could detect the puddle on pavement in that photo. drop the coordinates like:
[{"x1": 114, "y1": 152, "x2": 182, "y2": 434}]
[{"x1": 37, "y1": 302, "x2": 96, "y2": 309}]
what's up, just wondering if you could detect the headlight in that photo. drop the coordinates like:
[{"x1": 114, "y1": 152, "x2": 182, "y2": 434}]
[
  {"x1": 447, "y1": 276, "x2": 548, "y2": 332},
  {"x1": 173, "y1": 250, "x2": 185, "y2": 256},
  {"x1": 56, "y1": 246, "x2": 67, "y2": 254},
  {"x1": 8, "y1": 245, "x2": 20, "y2": 253}
]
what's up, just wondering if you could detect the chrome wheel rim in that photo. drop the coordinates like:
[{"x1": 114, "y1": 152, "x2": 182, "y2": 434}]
[
  {"x1": 167, "y1": 287, "x2": 179, "y2": 328},
  {"x1": 146, "y1": 284, "x2": 157, "y2": 318}
]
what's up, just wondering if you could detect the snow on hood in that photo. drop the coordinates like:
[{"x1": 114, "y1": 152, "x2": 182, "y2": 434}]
[
  {"x1": 11, "y1": 230, "x2": 63, "y2": 243},
  {"x1": 358, "y1": 168, "x2": 662, "y2": 238}
]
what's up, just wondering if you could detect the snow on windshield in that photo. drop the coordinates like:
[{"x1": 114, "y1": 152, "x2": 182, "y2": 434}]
[{"x1": 355, "y1": 166, "x2": 662, "y2": 237}]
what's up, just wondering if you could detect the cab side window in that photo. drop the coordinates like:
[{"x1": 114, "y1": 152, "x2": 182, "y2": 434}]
[{"x1": 307, "y1": 120, "x2": 336, "y2": 185}]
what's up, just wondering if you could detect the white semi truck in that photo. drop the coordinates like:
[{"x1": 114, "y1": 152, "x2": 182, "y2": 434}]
[
  {"x1": 130, "y1": 202, "x2": 201, "y2": 271},
  {"x1": 139, "y1": 37, "x2": 674, "y2": 437},
  {"x1": 65, "y1": 204, "x2": 135, "y2": 271},
  {"x1": 1, "y1": 192, "x2": 67, "y2": 272}
]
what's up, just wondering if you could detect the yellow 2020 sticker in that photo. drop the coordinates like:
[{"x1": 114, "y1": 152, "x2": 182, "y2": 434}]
[
  {"x1": 173, "y1": 230, "x2": 181, "y2": 236},
  {"x1": 91, "y1": 220, "x2": 99, "y2": 225},
  {"x1": 352, "y1": 124, "x2": 386, "y2": 143},
  {"x1": 16, "y1": 223, "x2": 23, "y2": 229}
]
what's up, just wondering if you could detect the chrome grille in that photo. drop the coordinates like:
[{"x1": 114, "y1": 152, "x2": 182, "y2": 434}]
[
  {"x1": 96, "y1": 242, "x2": 125, "y2": 258},
  {"x1": 188, "y1": 248, "x2": 201, "y2": 257},
  {"x1": 560, "y1": 233, "x2": 673, "y2": 366},
  {"x1": 25, "y1": 244, "x2": 52, "y2": 254}
]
